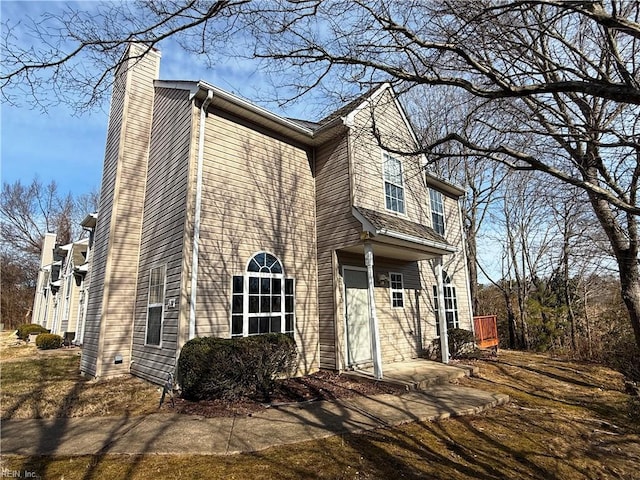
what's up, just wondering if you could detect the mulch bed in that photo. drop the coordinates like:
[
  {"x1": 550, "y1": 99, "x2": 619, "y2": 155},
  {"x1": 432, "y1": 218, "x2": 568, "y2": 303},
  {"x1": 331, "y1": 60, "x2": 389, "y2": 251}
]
[{"x1": 163, "y1": 370, "x2": 406, "y2": 418}]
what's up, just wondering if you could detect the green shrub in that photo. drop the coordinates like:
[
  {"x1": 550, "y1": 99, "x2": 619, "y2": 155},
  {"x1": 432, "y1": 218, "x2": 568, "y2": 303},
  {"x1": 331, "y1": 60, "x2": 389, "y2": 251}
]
[
  {"x1": 35, "y1": 333, "x2": 63, "y2": 350},
  {"x1": 448, "y1": 328, "x2": 476, "y2": 358},
  {"x1": 16, "y1": 323, "x2": 49, "y2": 341},
  {"x1": 431, "y1": 328, "x2": 477, "y2": 360},
  {"x1": 177, "y1": 334, "x2": 297, "y2": 401}
]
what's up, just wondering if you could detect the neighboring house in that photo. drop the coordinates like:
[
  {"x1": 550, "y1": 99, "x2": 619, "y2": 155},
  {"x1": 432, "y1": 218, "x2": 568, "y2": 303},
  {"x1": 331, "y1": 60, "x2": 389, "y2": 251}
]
[
  {"x1": 32, "y1": 233, "x2": 57, "y2": 332},
  {"x1": 80, "y1": 43, "x2": 473, "y2": 385},
  {"x1": 75, "y1": 213, "x2": 98, "y2": 345},
  {"x1": 31, "y1": 214, "x2": 97, "y2": 343}
]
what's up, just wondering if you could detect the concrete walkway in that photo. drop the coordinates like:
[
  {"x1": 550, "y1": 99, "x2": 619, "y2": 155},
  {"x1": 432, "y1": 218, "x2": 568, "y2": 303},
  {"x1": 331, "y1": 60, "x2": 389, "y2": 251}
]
[{"x1": 2, "y1": 384, "x2": 509, "y2": 456}]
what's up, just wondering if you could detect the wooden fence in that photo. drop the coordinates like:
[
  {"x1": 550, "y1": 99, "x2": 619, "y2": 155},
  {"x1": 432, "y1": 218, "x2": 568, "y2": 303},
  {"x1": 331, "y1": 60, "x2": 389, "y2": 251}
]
[{"x1": 473, "y1": 315, "x2": 499, "y2": 350}]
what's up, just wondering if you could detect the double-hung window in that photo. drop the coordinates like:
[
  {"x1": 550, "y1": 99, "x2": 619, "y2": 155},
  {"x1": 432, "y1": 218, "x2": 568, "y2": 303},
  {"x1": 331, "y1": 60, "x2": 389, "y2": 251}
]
[
  {"x1": 430, "y1": 189, "x2": 445, "y2": 235},
  {"x1": 390, "y1": 272, "x2": 404, "y2": 308},
  {"x1": 146, "y1": 265, "x2": 166, "y2": 346},
  {"x1": 383, "y1": 153, "x2": 405, "y2": 214},
  {"x1": 231, "y1": 252, "x2": 295, "y2": 337},
  {"x1": 429, "y1": 188, "x2": 444, "y2": 236},
  {"x1": 433, "y1": 271, "x2": 459, "y2": 336}
]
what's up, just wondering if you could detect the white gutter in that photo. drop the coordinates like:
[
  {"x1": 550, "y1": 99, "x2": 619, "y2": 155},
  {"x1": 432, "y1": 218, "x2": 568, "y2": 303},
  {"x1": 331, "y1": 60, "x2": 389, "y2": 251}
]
[
  {"x1": 197, "y1": 81, "x2": 314, "y2": 137},
  {"x1": 377, "y1": 229, "x2": 457, "y2": 254},
  {"x1": 189, "y1": 89, "x2": 213, "y2": 340}
]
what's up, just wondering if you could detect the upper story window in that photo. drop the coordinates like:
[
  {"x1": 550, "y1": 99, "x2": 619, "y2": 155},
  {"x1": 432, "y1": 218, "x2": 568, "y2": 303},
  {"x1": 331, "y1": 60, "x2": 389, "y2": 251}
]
[
  {"x1": 231, "y1": 252, "x2": 295, "y2": 338},
  {"x1": 429, "y1": 189, "x2": 445, "y2": 235},
  {"x1": 383, "y1": 153, "x2": 405, "y2": 214}
]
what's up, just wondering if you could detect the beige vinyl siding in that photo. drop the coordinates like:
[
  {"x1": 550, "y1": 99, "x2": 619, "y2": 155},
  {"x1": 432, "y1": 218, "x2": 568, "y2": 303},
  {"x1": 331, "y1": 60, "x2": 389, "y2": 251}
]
[
  {"x1": 31, "y1": 234, "x2": 56, "y2": 328},
  {"x1": 337, "y1": 252, "x2": 424, "y2": 364},
  {"x1": 419, "y1": 259, "x2": 472, "y2": 345},
  {"x1": 131, "y1": 87, "x2": 193, "y2": 385},
  {"x1": 80, "y1": 57, "x2": 126, "y2": 377},
  {"x1": 442, "y1": 193, "x2": 472, "y2": 331},
  {"x1": 58, "y1": 245, "x2": 86, "y2": 336},
  {"x1": 61, "y1": 276, "x2": 79, "y2": 335},
  {"x1": 419, "y1": 192, "x2": 472, "y2": 344},
  {"x1": 349, "y1": 90, "x2": 428, "y2": 225},
  {"x1": 195, "y1": 108, "x2": 319, "y2": 374},
  {"x1": 314, "y1": 134, "x2": 363, "y2": 369},
  {"x1": 81, "y1": 44, "x2": 160, "y2": 378}
]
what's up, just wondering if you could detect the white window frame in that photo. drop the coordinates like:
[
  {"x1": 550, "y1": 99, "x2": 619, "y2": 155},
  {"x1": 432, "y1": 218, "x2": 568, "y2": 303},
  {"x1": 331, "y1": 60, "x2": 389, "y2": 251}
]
[
  {"x1": 62, "y1": 274, "x2": 73, "y2": 323},
  {"x1": 383, "y1": 153, "x2": 405, "y2": 214},
  {"x1": 433, "y1": 272, "x2": 459, "y2": 336},
  {"x1": 429, "y1": 189, "x2": 446, "y2": 236},
  {"x1": 230, "y1": 252, "x2": 295, "y2": 338},
  {"x1": 390, "y1": 272, "x2": 405, "y2": 308},
  {"x1": 145, "y1": 264, "x2": 166, "y2": 347}
]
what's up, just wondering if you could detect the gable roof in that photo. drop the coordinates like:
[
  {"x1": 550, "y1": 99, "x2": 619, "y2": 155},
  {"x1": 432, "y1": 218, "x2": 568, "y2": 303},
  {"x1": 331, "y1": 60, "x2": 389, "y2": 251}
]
[
  {"x1": 317, "y1": 86, "x2": 384, "y2": 125},
  {"x1": 155, "y1": 80, "x2": 397, "y2": 145}
]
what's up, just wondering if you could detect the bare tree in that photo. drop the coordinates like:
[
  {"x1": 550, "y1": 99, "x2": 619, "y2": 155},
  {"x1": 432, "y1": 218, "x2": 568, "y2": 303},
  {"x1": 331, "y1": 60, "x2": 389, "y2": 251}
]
[
  {"x1": 0, "y1": 178, "x2": 97, "y2": 256},
  {"x1": 0, "y1": 178, "x2": 98, "y2": 327},
  {"x1": 2, "y1": 179, "x2": 64, "y2": 255},
  {"x1": 1, "y1": 1, "x2": 249, "y2": 110},
  {"x1": 0, "y1": 253, "x2": 38, "y2": 329}
]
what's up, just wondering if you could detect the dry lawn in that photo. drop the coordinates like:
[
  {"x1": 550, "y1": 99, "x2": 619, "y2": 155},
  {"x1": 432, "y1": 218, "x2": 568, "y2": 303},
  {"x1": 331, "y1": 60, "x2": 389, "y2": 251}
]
[
  {"x1": 2, "y1": 348, "x2": 639, "y2": 479},
  {"x1": 1, "y1": 332, "x2": 159, "y2": 419}
]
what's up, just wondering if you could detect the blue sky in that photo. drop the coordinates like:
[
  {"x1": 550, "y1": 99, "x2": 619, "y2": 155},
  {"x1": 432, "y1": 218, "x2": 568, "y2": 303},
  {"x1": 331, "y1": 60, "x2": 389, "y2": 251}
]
[{"x1": 0, "y1": 1, "x2": 316, "y2": 198}]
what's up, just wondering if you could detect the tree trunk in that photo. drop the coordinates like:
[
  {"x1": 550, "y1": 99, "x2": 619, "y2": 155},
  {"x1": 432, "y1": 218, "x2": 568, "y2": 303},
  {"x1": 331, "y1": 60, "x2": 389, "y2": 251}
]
[
  {"x1": 504, "y1": 290, "x2": 517, "y2": 349},
  {"x1": 516, "y1": 281, "x2": 529, "y2": 349},
  {"x1": 563, "y1": 226, "x2": 577, "y2": 351},
  {"x1": 466, "y1": 225, "x2": 479, "y2": 315},
  {"x1": 617, "y1": 254, "x2": 640, "y2": 350},
  {"x1": 587, "y1": 174, "x2": 640, "y2": 351}
]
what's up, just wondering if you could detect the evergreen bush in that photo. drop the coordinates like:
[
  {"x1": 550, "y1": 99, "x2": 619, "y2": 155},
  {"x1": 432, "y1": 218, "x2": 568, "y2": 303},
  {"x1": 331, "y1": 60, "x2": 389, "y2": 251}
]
[
  {"x1": 448, "y1": 328, "x2": 476, "y2": 358},
  {"x1": 177, "y1": 333, "x2": 297, "y2": 401},
  {"x1": 35, "y1": 333, "x2": 63, "y2": 350},
  {"x1": 16, "y1": 323, "x2": 49, "y2": 341}
]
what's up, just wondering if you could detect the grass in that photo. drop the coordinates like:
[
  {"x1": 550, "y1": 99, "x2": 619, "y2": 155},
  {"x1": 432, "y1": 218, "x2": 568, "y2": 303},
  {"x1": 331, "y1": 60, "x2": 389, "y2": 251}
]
[
  {"x1": 1, "y1": 345, "x2": 639, "y2": 479},
  {"x1": 1, "y1": 330, "x2": 39, "y2": 361},
  {"x1": 0, "y1": 332, "x2": 159, "y2": 420}
]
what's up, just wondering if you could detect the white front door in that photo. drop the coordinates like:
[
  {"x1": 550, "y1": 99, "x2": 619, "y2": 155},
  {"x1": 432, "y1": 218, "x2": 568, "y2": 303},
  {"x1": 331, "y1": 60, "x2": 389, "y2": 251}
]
[{"x1": 344, "y1": 267, "x2": 372, "y2": 366}]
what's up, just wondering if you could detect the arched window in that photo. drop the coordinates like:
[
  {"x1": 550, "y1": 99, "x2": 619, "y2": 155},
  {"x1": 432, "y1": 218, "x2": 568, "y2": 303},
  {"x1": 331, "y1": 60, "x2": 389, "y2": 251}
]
[
  {"x1": 231, "y1": 252, "x2": 295, "y2": 337},
  {"x1": 432, "y1": 270, "x2": 459, "y2": 336}
]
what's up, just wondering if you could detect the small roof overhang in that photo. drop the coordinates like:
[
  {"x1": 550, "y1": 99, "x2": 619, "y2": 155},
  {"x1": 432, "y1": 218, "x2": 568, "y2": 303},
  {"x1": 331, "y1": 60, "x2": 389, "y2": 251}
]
[
  {"x1": 74, "y1": 264, "x2": 89, "y2": 275},
  {"x1": 425, "y1": 173, "x2": 465, "y2": 198},
  {"x1": 81, "y1": 213, "x2": 98, "y2": 229},
  {"x1": 350, "y1": 206, "x2": 456, "y2": 261}
]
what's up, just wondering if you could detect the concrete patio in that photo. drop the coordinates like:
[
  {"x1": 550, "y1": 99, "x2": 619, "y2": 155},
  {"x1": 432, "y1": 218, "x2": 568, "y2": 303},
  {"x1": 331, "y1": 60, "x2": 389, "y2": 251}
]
[{"x1": 346, "y1": 358, "x2": 478, "y2": 390}]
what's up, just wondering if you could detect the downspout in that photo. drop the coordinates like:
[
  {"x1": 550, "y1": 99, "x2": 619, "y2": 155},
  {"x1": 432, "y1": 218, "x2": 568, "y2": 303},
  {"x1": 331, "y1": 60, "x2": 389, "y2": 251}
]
[{"x1": 189, "y1": 89, "x2": 213, "y2": 340}]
